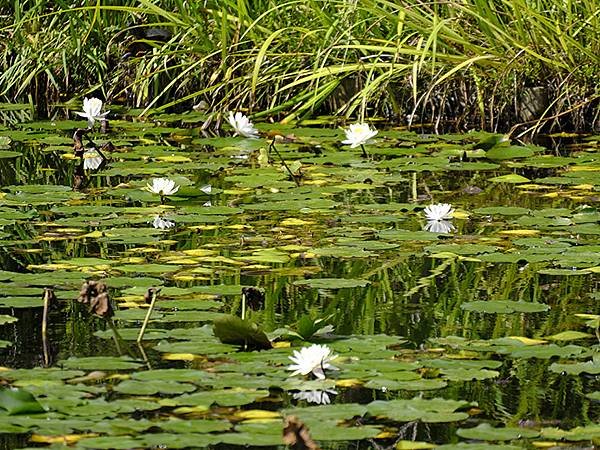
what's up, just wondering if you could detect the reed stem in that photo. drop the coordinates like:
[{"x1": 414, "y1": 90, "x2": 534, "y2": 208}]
[
  {"x1": 269, "y1": 138, "x2": 300, "y2": 186},
  {"x1": 137, "y1": 288, "x2": 160, "y2": 343}
]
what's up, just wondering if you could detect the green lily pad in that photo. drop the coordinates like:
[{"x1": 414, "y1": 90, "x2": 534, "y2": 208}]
[
  {"x1": 60, "y1": 357, "x2": 144, "y2": 370},
  {"x1": 486, "y1": 145, "x2": 535, "y2": 160},
  {"x1": 166, "y1": 388, "x2": 269, "y2": 407},
  {"x1": 0, "y1": 296, "x2": 43, "y2": 308},
  {"x1": 77, "y1": 436, "x2": 143, "y2": 449},
  {"x1": 549, "y1": 360, "x2": 600, "y2": 375},
  {"x1": 457, "y1": 423, "x2": 539, "y2": 440},
  {"x1": 114, "y1": 380, "x2": 197, "y2": 395},
  {"x1": 158, "y1": 419, "x2": 231, "y2": 433},
  {"x1": 367, "y1": 397, "x2": 472, "y2": 423},
  {"x1": 435, "y1": 444, "x2": 522, "y2": 450},
  {"x1": 540, "y1": 424, "x2": 600, "y2": 441},
  {"x1": 0, "y1": 388, "x2": 45, "y2": 415},
  {"x1": 545, "y1": 330, "x2": 593, "y2": 341}
]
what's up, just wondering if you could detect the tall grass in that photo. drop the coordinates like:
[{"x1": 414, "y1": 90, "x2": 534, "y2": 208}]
[{"x1": 0, "y1": 0, "x2": 598, "y2": 134}]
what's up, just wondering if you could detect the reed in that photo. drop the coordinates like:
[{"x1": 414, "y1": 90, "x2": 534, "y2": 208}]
[{"x1": 0, "y1": 0, "x2": 598, "y2": 133}]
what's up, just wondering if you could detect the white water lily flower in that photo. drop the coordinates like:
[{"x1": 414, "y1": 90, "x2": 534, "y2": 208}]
[
  {"x1": 152, "y1": 215, "x2": 175, "y2": 230},
  {"x1": 83, "y1": 149, "x2": 103, "y2": 170},
  {"x1": 292, "y1": 388, "x2": 338, "y2": 405},
  {"x1": 287, "y1": 344, "x2": 339, "y2": 380},
  {"x1": 341, "y1": 123, "x2": 378, "y2": 148},
  {"x1": 75, "y1": 97, "x2": 109, "y2": 128},
  {"x1": 200, "y1": 184, "x2": 212, "y2": 194},
  {"x1": 228, "y1": 112, "x2": 259, "y2": 138},
  {"x1": 424, "y1": 219, "x2": 455, "y2": 233},
  {"x1": 146, "y1": 178, "x2": 180, "y2": 196},
  {"x1": 423, "y1": 203, "x2": 454, "y2": 221}
]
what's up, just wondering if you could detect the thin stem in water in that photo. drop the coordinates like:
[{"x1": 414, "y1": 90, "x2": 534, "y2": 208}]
[
  {"x1": 269, "y1": 138, "x2": 300, "y2": 186},
  {"x1": 360, "y1": 144, "x2": 368, "y2": 158},
  {"x1": 137, "y1": 288, "x2": 161, "y2": 343}
]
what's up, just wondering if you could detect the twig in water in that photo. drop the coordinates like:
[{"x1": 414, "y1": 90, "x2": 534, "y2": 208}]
[
  {"x1": 137, "y1": 287, "x2": 161, "y2": 343},
  {"x1": 136, "y1": 341, "x2": 152, "y2": 369},
  {"x1": 269, "y1": 138, "x2": 300, "y2": 186}
]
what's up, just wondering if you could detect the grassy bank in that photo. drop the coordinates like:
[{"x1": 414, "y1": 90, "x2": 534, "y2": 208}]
[{"x1": 0, "y1": 0, "x2": 598, "y2": 135}]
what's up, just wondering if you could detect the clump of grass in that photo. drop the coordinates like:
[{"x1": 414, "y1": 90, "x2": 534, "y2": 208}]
[{"x1": 0, "y1": 0, "x2": 598, "y2": 134}]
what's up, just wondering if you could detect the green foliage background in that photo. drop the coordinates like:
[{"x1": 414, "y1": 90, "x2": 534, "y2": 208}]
[{"x1": 0, "y1": 0, "x2": 599, "y2": 132}]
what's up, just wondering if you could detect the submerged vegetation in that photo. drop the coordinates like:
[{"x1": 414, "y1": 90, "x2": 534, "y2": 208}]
[{"x1": 1, "y1": 0, "x2": 599, "y2": 134}]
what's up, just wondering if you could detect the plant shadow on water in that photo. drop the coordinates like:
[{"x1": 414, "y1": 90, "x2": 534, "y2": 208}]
[{"x1": 0, "y1": 113, "x2": 598, "y2": 449}]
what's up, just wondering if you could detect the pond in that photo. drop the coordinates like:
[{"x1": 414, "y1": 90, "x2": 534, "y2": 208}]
[{"x1": 0, "y1": 108, "x2": 598, "y2": 449}]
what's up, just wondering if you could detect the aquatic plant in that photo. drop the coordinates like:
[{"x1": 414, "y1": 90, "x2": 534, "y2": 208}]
[
  {"x1": 341, "y1": 123, "x2": 378, "y2": 148},
  {"x1": 75, "y1": 97, "x2": 109, "y2": 129},
  {"x1": 82, "y1": 149, "x2": 103, "y2": 170},
  {"x1": 288, "y1": 344, "x2": 339, "y2": 380},
  {"x1": 77, "y1": 281, "x2": 113, "y2": 319},
  {"x1": 227, "y1": 112, "x2": 259, "y2": 138},
  {"x1": 146, "y1": 177, "x2": 180, "y2": 197}
]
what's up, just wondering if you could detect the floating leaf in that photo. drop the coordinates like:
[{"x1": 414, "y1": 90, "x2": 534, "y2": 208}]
[
  {"x1": 0, "y1": 388, "x2": 45, "y2": 415},
  {"x1": 540, "y1": 424, "x2": 600, "y2": 441},
  {"x1": 457, "y1": 423, "x2": 539, "y2": 440},
  {"x1": 169, "y1": 388, "x2": 269, "y2": 407},
  {"x1": 158, "y1": 419, "x2": 231, "y2": 433},
  {"x1": 367, "y1": 398, "x2": 472, "y2": 423},
  {"x1": 114, "y1": 380, "x2": 196, "y2": 395},
  {"x1": 77, "y1": 436, "x2": 142, "y2": 449},
  {"x1": 549, "y1": 360, "x2": 600, "y2": 375},
  {"x1": 489, "y1": 174, "x2": 531, "y2": 183},
  {"x1": 435, "y1": 444, "x2": 522, "y2": 450},
  {"x1": 60, "y1": 357, "x2": 144, "y2": 370},
  {"x1": 545, "y1": 330, "x2": 593, "y2": 341},
  {"x1": 486, "y1": 145, "x2": 535, "y2": 160}
]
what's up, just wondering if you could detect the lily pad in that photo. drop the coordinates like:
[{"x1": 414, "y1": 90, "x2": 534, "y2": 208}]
[
  {"x1": 0, "y1": 388, "x2": 45, "y2": 415},
  {"x1": 60, "y1": 357, "x2": 144, "y2": 371},
  {"x1": 457, "y1": 423, "x2": 539, "y2": 440}
]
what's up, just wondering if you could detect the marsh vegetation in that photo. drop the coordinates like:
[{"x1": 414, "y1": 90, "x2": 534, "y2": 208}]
[
  {"x1": 1, "y1": 0, "x2": 599, "y2": 135},
  {"x1": 0, "y1": 1, "x2": 599, "y2": 449}
]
